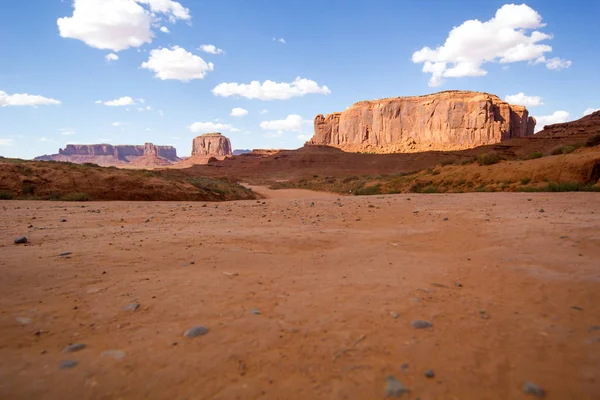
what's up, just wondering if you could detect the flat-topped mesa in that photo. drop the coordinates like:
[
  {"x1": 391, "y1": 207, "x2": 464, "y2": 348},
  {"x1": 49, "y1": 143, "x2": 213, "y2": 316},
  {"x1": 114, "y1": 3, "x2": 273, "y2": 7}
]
[
  {"x1": 57, "y1": 144, "x2": 178, "y2": 161},
  {"x1": 309, "y1": 90, "x2": 536, "y2": 153},
  {"x1": 191, "y1": 133, "x2": 232, "y2": 157}
]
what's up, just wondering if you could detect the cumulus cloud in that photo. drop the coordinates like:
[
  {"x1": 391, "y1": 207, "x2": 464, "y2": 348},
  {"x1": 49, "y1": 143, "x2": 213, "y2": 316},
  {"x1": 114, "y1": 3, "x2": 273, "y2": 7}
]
[
  {"x1": 160, "y1": 26, "x2": 170, "y2": 33},
  {"x1": 543, "y1": 57, "x2": 572, "y2": 70},
  {"x1": 188, "y1": 122, "x2": 239, "y2": 133},
  {"x1": 141, "y1": 46, "x2": 214, "y2": 81},
  {"x1": 57, "y1": 0, "x2": 190, "y2": 52},
  {"x1": 105, "y1": 53, "x2": 119, "y2": 62},
  {"x1": 260, "y1": 115, "x2": 308, "y2": 132},
  {"x1": 0, "y1": 91, "x2": 61, "y2": 107},
  {"x1": 505, "y1": 92, "x2": 543, "y2": 107},
  {"x1": 412, "y1": 4, "x2": 571, "y2": 86},
  {"x1": 59, "y1": 129, "x2": 76, "y2": 135},
  {"x1": 273, "y1": 38, "x2": 286, "y2": 44},
  {"x1": 102, "y1": 96, "x2": 135, "y2": 106},
  {"x1": 534, "y1": 111, "x2": 570, "y2": 132},
  {"x1": 198, "y1": 44, "x2": 224, "y2": 55},
  {"x1": 583, "y1": 108, "x2": 599, "y2": 116},
  {"x1": 0, "y1": 138, "x2": 15, "y2": 146},
  {"x1": 212, "y1": 77, "x2": 331, "y2": 100},
  {"x1": 230, "y1": 107, "x2": 248, "y2": 117},
  {"x1": 39, "y1": 137, "x2": 56, "y2": 143}
]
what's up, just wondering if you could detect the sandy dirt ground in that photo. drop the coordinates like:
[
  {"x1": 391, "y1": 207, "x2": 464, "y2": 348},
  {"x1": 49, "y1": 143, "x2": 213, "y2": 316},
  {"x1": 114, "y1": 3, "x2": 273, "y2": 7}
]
[{"x1": 1, "y1": 190, "x2": 599, "y2": 399}]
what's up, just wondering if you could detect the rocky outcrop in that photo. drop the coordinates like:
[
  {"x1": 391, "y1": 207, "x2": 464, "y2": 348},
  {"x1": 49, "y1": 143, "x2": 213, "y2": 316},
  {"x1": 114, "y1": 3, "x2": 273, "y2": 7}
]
[
  {"x1": 192, "y1": 133, "x2": 232, "y2": 157},
  {"x1": 36, "y1": 143, "x2": 179, "y2": 167},
  {"x1": 308, "y1": 90, "x2": 536, "y2": 153}
]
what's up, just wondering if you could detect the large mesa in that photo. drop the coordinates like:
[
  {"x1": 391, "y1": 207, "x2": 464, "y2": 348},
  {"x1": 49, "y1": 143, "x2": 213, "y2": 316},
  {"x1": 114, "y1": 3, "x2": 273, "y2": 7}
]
[{"x1": 308, "y1": 90, "x2": 536, "y2": 153}]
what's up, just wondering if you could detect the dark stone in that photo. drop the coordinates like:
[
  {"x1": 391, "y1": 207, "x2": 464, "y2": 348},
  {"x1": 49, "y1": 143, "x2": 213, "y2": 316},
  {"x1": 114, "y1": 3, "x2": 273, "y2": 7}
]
[
  {"x1": 63, "y1": 343, "x2": 87, "y2": 353},
  {"x1": 424, "y1": 369, "x2": 435, "y2": 378},
  {"x1": 523, "y1": 381, "x2": 546, "y2": 397},
  {"x1": 122, "y1": 303, "x2": 140, "y2": 312},
  {"x1": 184, "y1": 326, "x2": 209, "y2": 338},
  {"x1": 14, "y1": 236, "x2": 27, "y2": 244},
  {"x1": 60, "y1": 360, "x2": 78, "y2": 369},
  {"x1": 385, "y1": 375, "x2": 410, "y2": 397},
  {"x1": 252, "y1": 308, "x2": 261, "y2": 315},
  {"x1": 410, "y1": 320, "x2": 433, "y2": 329}
]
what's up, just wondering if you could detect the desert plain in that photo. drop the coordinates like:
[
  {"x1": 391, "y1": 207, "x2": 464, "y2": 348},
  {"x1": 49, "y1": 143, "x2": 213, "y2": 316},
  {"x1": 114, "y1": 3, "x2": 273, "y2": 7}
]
[{"x1": 1, "y1": 187, "x2": 599, "y2": 399}]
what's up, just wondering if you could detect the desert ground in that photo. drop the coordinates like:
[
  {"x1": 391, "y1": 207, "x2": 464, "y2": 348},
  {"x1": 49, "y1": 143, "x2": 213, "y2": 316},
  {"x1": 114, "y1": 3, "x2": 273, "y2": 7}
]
[{"x1": 1, "y1": 189, "x2": 599, "y2": 399}]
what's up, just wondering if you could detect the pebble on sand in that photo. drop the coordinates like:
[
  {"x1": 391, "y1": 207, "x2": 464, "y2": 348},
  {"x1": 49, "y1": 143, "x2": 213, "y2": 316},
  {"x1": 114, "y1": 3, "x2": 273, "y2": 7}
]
[
  {"x1": 425, "y1": 369, "x2": 435, "y2": 378},
  {"x1": 14, "y1": 236, "x2": 27, "y2": 244},
  {"x1": 252, "y1": 308, "x2": 261, "y2": 315},
  {"x1": 122, "y1": 303, "x2": 140, "y2": 312},
  {"x1": 410, "y1": 320, "x2": 433, "y2": 329},
  {"x1": 101, "y1": 350, "x2": 126, "y2": 360},
  {"x1": 385, "y1": 375, "x2": 410, "y2": 397},
  {"x1": 60, "y1": 360, "x2": 78, "y2": 369},
  {"x1": 523, "y1": 381, "x2": 546, "y2": 397},
  {"x1": 63, "y1": 343, "x2": 87, "y2": 353},
  {"x1": 184, "y1": 326, "x2": 209, "y2": 338}
]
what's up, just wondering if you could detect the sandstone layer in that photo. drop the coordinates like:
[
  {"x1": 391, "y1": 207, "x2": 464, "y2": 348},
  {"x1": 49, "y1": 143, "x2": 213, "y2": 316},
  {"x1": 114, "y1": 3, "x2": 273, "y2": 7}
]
[
  {"x1": 35, "y1": 143, "x2": 179, "y2": 167},
  {"x1": 175, "y1": 133, "x2": 233, "y2": 167},
  {"x1": 309, "y1": 90, "x2": 536, "y2": 153}
]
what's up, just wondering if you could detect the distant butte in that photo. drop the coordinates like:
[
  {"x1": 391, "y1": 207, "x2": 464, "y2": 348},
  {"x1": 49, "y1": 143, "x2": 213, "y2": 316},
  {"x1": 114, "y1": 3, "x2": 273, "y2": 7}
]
[{"x1": 308, "y1": 90, "x2": 536, "y2": 153}]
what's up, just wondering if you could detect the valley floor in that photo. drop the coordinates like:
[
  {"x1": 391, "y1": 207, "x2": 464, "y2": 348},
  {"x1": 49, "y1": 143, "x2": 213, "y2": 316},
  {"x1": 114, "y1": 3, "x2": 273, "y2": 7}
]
[{"x1": 1, "y1": 191, "x2": 599, "y2": 399}]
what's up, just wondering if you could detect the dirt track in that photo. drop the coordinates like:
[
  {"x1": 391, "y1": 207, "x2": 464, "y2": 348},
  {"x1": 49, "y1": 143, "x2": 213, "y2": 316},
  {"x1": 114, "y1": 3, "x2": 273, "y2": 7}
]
[{"x1": 1, "y1": 191, "x2": 599, "y2": 399}]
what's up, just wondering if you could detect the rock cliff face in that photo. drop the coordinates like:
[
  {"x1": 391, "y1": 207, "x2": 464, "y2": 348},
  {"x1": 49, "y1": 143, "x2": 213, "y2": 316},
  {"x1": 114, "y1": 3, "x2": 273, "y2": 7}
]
[
  {"x1": 309, "y1": 91, "x2": 536, "y2": 153},
  {"x1": 192, "y1": 133, "x2": 232, "y2": 157},
  {"x1": 36, "y1": 143, "x2": 179, "y2": 167}
]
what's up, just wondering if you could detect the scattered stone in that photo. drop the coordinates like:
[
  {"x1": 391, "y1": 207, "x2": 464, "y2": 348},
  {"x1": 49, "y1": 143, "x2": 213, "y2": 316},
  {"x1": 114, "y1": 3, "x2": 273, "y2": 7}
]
[
  {"x1": 523, "y1": 381, "x2": 546, "y2": 397},
  {"x1": 101, "y1": 349, "x2": 126, "y2": 360},
  {"x1": 390, "y1": 311, "x2": 400, "y2": 319},
  {"x1": 184, "y1": 326, "x2": 209, "y2": 338},
  {"x1": 572, "y1": 306, "x2": 583, "y2": 311},
  {"x1": 63, "y1": 343, "x2": 87, "y2": 353},
  {"x1": 455, "y1": 282, "x2": 463, "y2": 287},
  {"x1": 251, "y1": 308, "x2": 261, "y2": 315},
  {"x1": 385, "y1": 375, "x2": 410, "y2": 398},
  {"x1": 355, "y1": 218, "x2": 361, "y2": 221},
  {"x1": 60, "y1": 219, "x2": 67, "y2": 222},
  {"x1": 15, "y1": 317, "x2": 32, "y2": 325},
  {"x1": 538, "y1": 209, "x2": 545, "y2": 213},
  {"x1": 223, "y1": 272, "x2": 239, "y2": 277},
  {"x1": 443, "y1": 217, "x2": 449, "y2": 221},
  {"x1": 59, "y1": 252, "x2": 72, "y2": 257},
  {"x1": 424, "y1": 369, "x2": 435, "y2": 378},
  {"x1": 410, "y1": 320, "x2": 433, "y2": 329},
  {"x1": 60, "y1": 360, "x2": 78, "y2": 369},
  {"x1": 122, "y1": 303, "x2": 140, "y2": 312},
  {"x1": 400, "y1": 363, "x2": 409, "y2": 371},
  {"x1": 560, "y1": 236, "x2": 568, "y2": 239},
  {"x1": 527, "y1": 198, "x2": 532, "y2": 201},
  {"x1": 144, "y1": 218, "x2": 150, "y2": 223},
  {"x1": 14, "y1": 236, "x2": 27, "y2": 244}
]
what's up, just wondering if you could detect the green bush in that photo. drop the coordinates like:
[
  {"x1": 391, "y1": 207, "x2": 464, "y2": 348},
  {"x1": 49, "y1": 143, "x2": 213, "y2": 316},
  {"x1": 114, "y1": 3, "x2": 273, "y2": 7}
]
[
  {"x1": 83, "y1": 162, "x2": 100, "y2": 168},
  {"x1": 62, "y1": 192, "x2": 90, "y2": 201},
  {"x1": 520, "y1": 177, "x2": 531, "y2": 185},
  {"x1": 477, "y1": 153, "x2": 501, "y2": 166},
  {"x1": 0, "y1": 191, "x2": 14, "y2": 200},
  {"x1": 439, "y1": 159, "x2": 455, "y2": 167},
  {"x1": 421, "y1": 185, "x2": 440, "y2": 193},
  {"x1": 525, "y1": 152, "x2": 543, "y2": 160},
  {"x1": 586, "y1": 134, "x2": 600, "y2": 147},
  {"x1": 354, "y1": 184, "x2": 382, "y2": 196},
  {"x1": 562, "y1": 145, "x2": 576, "y2": 154},
  {"x1": 22, "y1": 184, "x2": 34, "y2": 195},
  {"x1": 460, "y1": 158, "x2": 477, "y2": 165}
]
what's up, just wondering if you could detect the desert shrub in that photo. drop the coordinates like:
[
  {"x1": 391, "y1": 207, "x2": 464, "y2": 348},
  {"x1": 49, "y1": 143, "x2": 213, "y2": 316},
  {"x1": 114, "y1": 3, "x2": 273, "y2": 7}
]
[
  {"x1": 141, "y1": 171, "x2": 155, "y2": 178},
  {"x1": 62, "y1": 192, "x2": 90, "y2": 201},
  {"x1": 439, "y1": 159, "x2": 455, "y2": 167},
  {"x1": 83, "y1": 162, "x2": 100, "y2": 168},
  {"x1": 22, "y1": 184, "x2": 34, "y2": 195},
  {"x1": 562, "y1": 145, "x2": 576, "y2": 154},
  {"x1": 409, "y1": 181, "x2": 429, "y2": 193},
  {"x1": 526, "y1": 152, "x2": 543, "y2": 160},
  {"x1": 550, "y1": 146, "x2": 565, "y2": 155},
  {"x1": 520, "y1": 177, "x2": 531, "y2": 185},
  {"x1": 421, "y1": 185, "x2": 440, "y2": 193},
  {"x1": 0, "y1": 191, "x2": 14, "y2": 200},
  {"x1": 456, "y1": 179, "x2": 466, "y2": 186},
  {"x1": 586, "y1": 134, "x2": 600, "y2": 147},
  {"x1": 474, "y1": 185, "x2": 488, "y2": 192},
  {"x1": 354, "y1": 184, "x2": 382, "y2": 196},
  {"x1": 477, "y1": 153, "x2": 501, "y2": 166},
  {"x1": 16, "y1": 165, "x2": 33, "y2": 176},
  {"x1": 342, "y1": 176, "x2": 359, "y2": 183},
  {"x1": 460, "y1": 157, "x2": 477, "y2": 165},
  {"x1": 519, "y1": 182, "x2": 600, "y2": 192}
]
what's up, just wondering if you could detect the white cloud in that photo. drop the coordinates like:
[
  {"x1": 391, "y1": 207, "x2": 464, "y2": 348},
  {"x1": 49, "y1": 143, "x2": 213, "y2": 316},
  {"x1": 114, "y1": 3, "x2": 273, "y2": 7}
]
[
  {"x1": 0, "y1": 138, "x2": 15, "y2": 146},
  {"x1": 105, "y1": 53, "x2": 119, "y2": 62},
  {"x1": 59, "y1": 129, "x2": 76, "y2": 135},
  {"x1": 98, "y1": 138, "x2": 112, "y2": 142},
  {"x1": 158, "y1": 109, "x2": 164, "y2": 116},
  {"x1": 273, "y1": 37, "x2": 286, "y2": 44},
  {"x1": 260, "y1": 115, "x2": 308, "y2": 132},
  {"x1": 534, "y1": 111, "x2": 570, "y2": 132},
  {"x1": 212, "y1": 77, "x2": 331, "y2": 100},
  {"x1": 141, "y1": 46, "x2": 214, "y2": 81},
  {"x1": 144, "y1": 128, "x2": 152, "y2": 131},
  {"x1": 230, "y1": 107, "x2": 248, "y2": 117},
  {"x1": 412, "y1": 4, "x2": 569, "y2": 87},
  {"x1": 297, "y1": 134, "x2": 311, "y2": 141},
  {"x1": 160, "y1": 26, "x2": 170, "y2": 33},
  {"x1": 0, "y1": 91, "x2": 61, "y2": 107},
  {"x1": 57, "y1": 0, "x2": 190, "y2": 52},
  {"x1": 583, "y1": 108, "x2": 599, "y2": 116},
  {"x1": 94, "y1": 100, "x2": 102, "y2": 104},
  {"x1": 544, "y1": 57, "x2": 572, "y2": 70},
  {"x1": 112, "y1": 121, "x2": 122, "y2": 127},
  {"x1": 103, "y1": 96, "x2": 135, "y2": 106},
  {"x1": 259, "y1": 109, "x2": 268, "y2": 114},
  {"x1": 198, "y1": 44, "x2": 224, "y2": 55},
  {"x1": 138, "y1": 98, "x2": 146, "y2": 103},
  {"x1": 505, "y1": 92, "x2": 543, "y2": 107},
  {"x1": 39, "y1": 137, "x2": 55, "y2": 143},
  {"x1": 189, "y1": 121, "x2": 239, "y2": 133}
]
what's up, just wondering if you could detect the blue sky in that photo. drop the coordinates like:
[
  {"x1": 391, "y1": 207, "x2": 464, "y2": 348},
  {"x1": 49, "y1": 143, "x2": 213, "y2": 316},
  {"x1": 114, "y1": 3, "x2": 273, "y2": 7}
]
[{"x1": 0, "y1": 0, "x2": 598, "y2": 159}]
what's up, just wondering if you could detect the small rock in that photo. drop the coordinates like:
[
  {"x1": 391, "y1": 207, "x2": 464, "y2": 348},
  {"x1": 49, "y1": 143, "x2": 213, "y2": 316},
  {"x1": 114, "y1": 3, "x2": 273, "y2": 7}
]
[
  {"x1": 523, "y1": 381, "x2": 546, "y2": 397},
  {"x1": 59, "y1": 252, "x2": 72, "y2": 257},
  {"x1": 527, "y1": 198, "x2": 532, "y2": 201},
  {"x1": 424, "y1": 369, "x2": 435, "y2": 378},
  {"x1": 572, "y1": 306, "x2": 583, "y2": 311},
  {"x1": 538, "y1": 209, "x2": 545, "y2": 213},
  {"x1": 443, "y1": 217, "x2": 449, "y2": 221},
  {"x1": 144, "y1": 218, "x2": 150, "y2": 223},
  {"x1": 16, "y1": 317, "x2": 32, "y2": 325},
  {"x1": 184, "y1": 326, "x2": 209, "y2": 338},
  {"x1": 385, "y1": 375, "x2": 410, "y2": 397},
  {"x1": 410, "y1": 320, "x2": 433, "y2": 329},
  {"x1": 252, "y1": 308, "x2": 261, "y2": 315},
  {"x1": 455, "y1": 282, "x2": 463, "y2": 287},
  {"x1": 60, "y1": 219, "x2": 67, "y2": 222},
  {"x1": 559, "y1": 236, "x2": 568, "y2": 239},
  {"x1": 14, "y1": 236, "x2": 27, "y2": 244},
  {"x1": 390, "y1": 311, "x2": 400, "y2": 319},
  {"x1": 101, "y1": 349, "x2": 126, "y2": 360},
  {"x1": 60, "y1": 360, "x2": 78, "y2": 369},
  {"x1": 122, "y1": 303, "x2": 140, "y2": 312},
  {"x1": 63, "y1": 343, "x2": 87, "y2": 353},
  {"x1": 400, "y1": 363, "x2": 409, "y2": 371}
]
